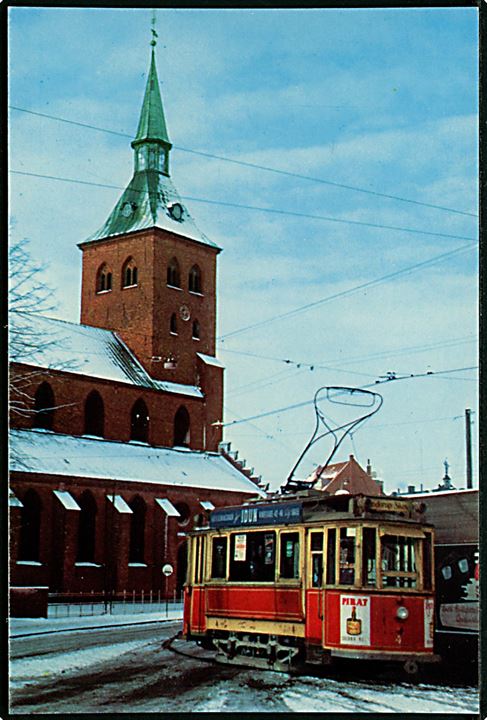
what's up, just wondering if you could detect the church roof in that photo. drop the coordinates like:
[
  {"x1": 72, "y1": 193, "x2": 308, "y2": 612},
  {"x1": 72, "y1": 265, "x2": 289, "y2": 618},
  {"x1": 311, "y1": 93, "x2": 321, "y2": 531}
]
[
  {"x1": 83, "y1": 170, "x2": 218, "y2": 249},
  {"x1": 10, "y1": 312, "x2": 204, "y2": 399},
  {"x1": 10, "y1": 428, "x2": 266, "y2": 497}
]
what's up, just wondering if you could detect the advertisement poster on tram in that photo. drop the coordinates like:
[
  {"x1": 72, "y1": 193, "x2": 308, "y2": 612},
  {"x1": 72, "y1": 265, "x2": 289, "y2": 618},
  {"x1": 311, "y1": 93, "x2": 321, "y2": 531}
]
[{"x1": 340, "y1": 595, "x2": 371, "y2": 646}]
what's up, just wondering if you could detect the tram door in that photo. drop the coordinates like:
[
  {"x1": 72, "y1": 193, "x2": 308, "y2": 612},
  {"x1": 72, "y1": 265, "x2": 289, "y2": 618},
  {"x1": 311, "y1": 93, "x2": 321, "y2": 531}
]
[
  {"x1": 189, "y1": 534, "x2": 206, "y2": 632},
  {"x1": 306, "y1": 529, "x2": 325, "y2": 644}
]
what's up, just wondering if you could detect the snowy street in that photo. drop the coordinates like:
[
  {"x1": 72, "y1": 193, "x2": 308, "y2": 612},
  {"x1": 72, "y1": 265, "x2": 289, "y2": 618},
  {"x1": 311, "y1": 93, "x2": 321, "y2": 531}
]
[{"x1": 9, "y1": 613, "x2": 479, "y2": 714}]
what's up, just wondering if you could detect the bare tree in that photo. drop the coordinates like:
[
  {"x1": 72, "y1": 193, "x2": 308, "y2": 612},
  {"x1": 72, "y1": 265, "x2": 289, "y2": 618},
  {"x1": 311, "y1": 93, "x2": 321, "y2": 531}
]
[{"x1": 9, "y1": 238, "x2": 66, "y2": 420}]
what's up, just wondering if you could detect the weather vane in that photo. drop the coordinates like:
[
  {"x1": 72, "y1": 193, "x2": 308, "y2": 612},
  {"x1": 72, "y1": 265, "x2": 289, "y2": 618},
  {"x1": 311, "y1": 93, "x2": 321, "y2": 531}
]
[{"x1": 151, "y1": 9, "x2": 158, "y2": 47}]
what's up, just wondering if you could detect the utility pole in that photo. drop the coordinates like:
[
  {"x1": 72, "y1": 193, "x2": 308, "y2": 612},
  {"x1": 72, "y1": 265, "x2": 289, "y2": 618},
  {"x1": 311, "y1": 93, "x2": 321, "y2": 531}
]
[{"x1": 465, "y1": 408, "x2": 473, "y2": 489}]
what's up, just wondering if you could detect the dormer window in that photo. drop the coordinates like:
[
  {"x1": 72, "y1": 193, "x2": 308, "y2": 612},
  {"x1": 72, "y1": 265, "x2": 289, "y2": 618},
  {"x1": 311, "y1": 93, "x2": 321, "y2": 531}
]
[
  {"x1": 122, "y1": 257, "x2": 138, "y2": 288},
  {"x1": 189, "y1": 264, "x2": 202, "y2": 294},
  {"x1": 96, "y1": 264, "x2": 112, "y2": 293}
]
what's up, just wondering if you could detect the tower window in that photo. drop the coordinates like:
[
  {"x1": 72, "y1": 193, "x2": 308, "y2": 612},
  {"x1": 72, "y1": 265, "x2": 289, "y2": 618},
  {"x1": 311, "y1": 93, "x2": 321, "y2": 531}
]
[
  {"x1": 167, "y1": 258, "x2": 181, "y2": 288},
  {"x1": 173, "y1": 405, "x2": 190, "y2": 447},
  {"x1": 18, "y1": 490, "x2": 42, "y2": 562},
  {"x1": 96, "y1": 264, "x2": 112, "y2": 293},
  {"x1": 76, "y1": 491, "x2": 97, "y2": 563},
  {"x1": 33, "y1": 382, "x2": 55, "y2": 430},
  {"x1": 122, "y1": 257, "x2": 138, "y2": 288},
  {"x1": 192, "y1": 320, "x2": 200, "y2": 340},
  {"x1": 170, "y1": 313, "x2": 178, "y2": 334},
  {"x1": 131, "y1": 398, "x2": 149, "y2": 442},
  {"x1": 189, "y1": 265, "x2": 202, "y2": 294},
  {"x1": 84, "y1": 390, "x2": 104, "y2": 437}
]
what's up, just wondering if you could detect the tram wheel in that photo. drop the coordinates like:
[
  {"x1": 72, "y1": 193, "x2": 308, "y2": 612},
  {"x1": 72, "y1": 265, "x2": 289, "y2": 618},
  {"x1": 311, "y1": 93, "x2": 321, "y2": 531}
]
[{"x1": 403, "y1": 659, "x2": 419, "y2": 676}]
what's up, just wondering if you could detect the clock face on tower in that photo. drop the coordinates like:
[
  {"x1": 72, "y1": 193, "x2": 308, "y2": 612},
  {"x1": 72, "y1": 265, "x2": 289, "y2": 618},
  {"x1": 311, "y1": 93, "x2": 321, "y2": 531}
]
[
  {"x1": 121, "y1": 202, "x2": 134, "y2": 218},
  {"x1": 179, "y1": 305, "x2": 191, "y2": 321},
  {"x1": 168, "y1": 202, "x2": 184, "y2": 222}
]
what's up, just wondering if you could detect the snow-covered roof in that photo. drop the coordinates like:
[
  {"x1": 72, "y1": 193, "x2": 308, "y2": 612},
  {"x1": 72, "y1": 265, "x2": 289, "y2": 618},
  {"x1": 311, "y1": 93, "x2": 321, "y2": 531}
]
[
  {"x1": 10, "y1": 312, "x2": 203, "y2": 399},
  {"x1": 10, "y1": 429, "x2": 266, "y2": 497}
]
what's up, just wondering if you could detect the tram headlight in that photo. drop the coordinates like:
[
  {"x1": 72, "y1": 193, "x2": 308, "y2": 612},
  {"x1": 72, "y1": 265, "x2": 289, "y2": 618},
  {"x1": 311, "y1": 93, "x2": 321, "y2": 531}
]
[{"x1": 396, "y1": 606, "x2": 409, "y2": 621}]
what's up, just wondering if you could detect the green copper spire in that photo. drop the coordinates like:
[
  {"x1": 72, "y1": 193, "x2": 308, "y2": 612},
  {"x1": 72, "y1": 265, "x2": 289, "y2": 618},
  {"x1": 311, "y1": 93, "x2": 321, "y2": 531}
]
[
  {"x1": 82, "y1": 25, "x2": 219, "y2": 251},
  {"x1": 131, "y1": 41, "x2": 172, "y2": 175}
]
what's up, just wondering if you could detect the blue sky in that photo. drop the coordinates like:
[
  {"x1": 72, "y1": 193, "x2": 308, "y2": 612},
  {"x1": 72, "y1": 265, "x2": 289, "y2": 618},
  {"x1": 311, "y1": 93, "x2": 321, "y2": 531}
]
[{"x1": 9, "y1": 7, "x2": 478, "y2": 492}]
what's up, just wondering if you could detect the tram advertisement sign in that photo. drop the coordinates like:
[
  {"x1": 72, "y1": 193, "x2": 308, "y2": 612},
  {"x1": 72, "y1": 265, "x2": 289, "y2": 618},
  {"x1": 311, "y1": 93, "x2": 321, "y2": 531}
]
[
  {"x1": 234, "y1": 534, "x2": 247, "y2": 561},
  {"x1": 210, "y1": 502, "x2": 302, "y2": 528},
  {"x1": 340, "y1": 594, "x2": 371, "y2": 646}
]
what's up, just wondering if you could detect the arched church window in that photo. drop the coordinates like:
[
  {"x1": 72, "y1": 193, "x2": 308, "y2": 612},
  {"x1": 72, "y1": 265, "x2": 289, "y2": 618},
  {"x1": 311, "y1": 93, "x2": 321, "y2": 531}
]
[
  {"x1": 122, "y1": 257, "x2": 138, "y2": 288},
  {"x1": 76, "y1": 491, "x2": 97, "y2": 563},
  {"x1": 189, "y1": 265, "x2": 202, "y2": 294},
  {"x1": 131, "y1": 399, "x2": 149, "y2": 442},
  {"x1": 96, "y1": 264, "x2": 112, "y2": 293},
  {"x1": 128, "y1": 495, "x2": 146, "y2": 564},
  {"x1": 18, "y1": 489, "x2": 42, "y2": 562},
  {"x1": 84, "y1": 390, "x2": 104, "y2": 437},
  {"x1": 33, "y1": 382, "x2": 55, "y2": 430},
  {"x1": 192, "y1": 320, "x2": 200, "y2": 340},
  {"x1": 173, "y1": 405, "x2": 190, "y2": 447},
  {"x1": 170, "y1": 313, "x2": 178, "y2": 335},
  {"x1": 167, "y1": 258, "x2": 181, "y2": 288}
]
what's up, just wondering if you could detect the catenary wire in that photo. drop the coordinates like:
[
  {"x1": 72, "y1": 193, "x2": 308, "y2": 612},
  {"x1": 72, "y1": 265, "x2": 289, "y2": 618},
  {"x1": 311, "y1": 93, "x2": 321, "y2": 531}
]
[
  {"x1": 218, "y1": 365, "x2": 478, "y2": 428},
  {"x1": 10, "y1": 170, "x2": 478, "y2": 245},
  {"x1": 9, "y1": 105, "x2": 477, "y2": 218},
  {"x1": 218, "y1": 241, "x2": 478, "y2": 341}
]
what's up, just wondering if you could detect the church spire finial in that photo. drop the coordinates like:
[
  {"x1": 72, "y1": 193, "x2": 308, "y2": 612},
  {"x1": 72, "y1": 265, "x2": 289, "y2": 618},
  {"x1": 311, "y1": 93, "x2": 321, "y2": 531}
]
[{"x1": 150, "y1": 9, "x2": 158, "y2": 48}]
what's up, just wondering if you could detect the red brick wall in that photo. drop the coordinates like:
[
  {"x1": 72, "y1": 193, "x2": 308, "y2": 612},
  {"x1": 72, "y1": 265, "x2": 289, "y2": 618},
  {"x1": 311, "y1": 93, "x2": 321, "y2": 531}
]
[
  {"x1": 10, "y1": 472, "x2": 257, "y2": 596},
  {"x1": 10, "y1": 363, "x2": 223, "y2": 451},
  {"x1": 79, "y1": 228, "x2": 219, "y2": 386}
]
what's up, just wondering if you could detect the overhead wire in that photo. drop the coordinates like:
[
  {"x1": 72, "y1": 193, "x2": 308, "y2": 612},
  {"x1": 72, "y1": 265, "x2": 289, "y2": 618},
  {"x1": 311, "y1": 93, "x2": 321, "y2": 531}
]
[
  {"x1": 218, "y1": 241, "x2": 478, "y2": 341},
  {"x1": 218, "y1": 365, "x2": 478, "y2": 428},
  {"x1": 10, "y1": 169, "x2": 477, "y2": 245},
  {"x1": 9, "y1": 104, "x2": 477, "y2": 218}
]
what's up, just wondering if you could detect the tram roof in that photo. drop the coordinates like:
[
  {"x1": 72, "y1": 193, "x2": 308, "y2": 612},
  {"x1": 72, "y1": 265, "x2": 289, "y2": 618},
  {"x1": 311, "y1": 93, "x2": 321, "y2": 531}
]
[{"x1": 207, "y1": 492, "x2": 430, "y2": 530}]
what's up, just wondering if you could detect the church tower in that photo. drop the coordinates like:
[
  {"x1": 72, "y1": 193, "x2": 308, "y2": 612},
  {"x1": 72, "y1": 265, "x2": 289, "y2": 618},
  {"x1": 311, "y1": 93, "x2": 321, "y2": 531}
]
[
  {"x1": 78, "y1": 35, "x2": 223, "y2": 451},
  {"x1": 79, "y1": 40, "x2": 222, "y2": 388}
]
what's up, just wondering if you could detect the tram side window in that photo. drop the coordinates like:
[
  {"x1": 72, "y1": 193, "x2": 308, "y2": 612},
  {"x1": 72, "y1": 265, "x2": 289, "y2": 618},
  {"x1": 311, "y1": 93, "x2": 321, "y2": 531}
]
[
  {"x1": 280, "y1": 532, "x2": 300, "y2": 579},
  {"x1": 211, "y1": 536, "x2": 227, "y2": 579},
  {"x1": 381, "y1": 535, "x2": 417, "y2": 588},
  {"x1": 311, "y1": 532, "x2": 324, "y2": 588},
  {"x1": 229, "y1": 531, "x2": 276, "y2": 582},
  {"x1": 326, "y1": 528, "x2": 336, "y2": 585},
  {"x1": 362, "y1": 527, "x2": 377, "y2": 586},
  {"x1": 339, "y1": 527, "x2": 356, "y2": 585},
  {"x1": 423, "y1": 532, "x2": 432, "y2": 590}
]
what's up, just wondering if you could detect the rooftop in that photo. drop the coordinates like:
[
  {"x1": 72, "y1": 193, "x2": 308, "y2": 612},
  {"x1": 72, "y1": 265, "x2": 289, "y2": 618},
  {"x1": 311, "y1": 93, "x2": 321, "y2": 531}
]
[
  {"x1": 10, "y1": 428, "x2": 267, "y2": 496},
  {"x1": 10, "y1": 312, "x2": 204, "y2": 399}
]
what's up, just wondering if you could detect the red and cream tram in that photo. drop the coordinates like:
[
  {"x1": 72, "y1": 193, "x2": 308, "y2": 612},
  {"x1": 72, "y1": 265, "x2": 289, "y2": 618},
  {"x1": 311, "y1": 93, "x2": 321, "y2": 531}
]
[{"x1": 183, "y1": 492, "x2": 439, "y2": 673}]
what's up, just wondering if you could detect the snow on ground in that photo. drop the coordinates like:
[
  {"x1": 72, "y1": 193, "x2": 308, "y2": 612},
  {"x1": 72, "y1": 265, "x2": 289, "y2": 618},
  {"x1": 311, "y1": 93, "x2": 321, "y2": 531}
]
[
  {"x1": 10, "y1": 607, "x2": 183, "y2": 637},
  {"x1": 10, "y1": 639, "x2": 149, "y2": 687}
]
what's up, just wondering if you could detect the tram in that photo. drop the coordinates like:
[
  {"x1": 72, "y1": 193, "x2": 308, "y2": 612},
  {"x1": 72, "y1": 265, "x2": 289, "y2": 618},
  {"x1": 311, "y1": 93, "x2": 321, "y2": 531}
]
[{"x1": 183, "y1": 491, "x2": 439, "y2": 673}]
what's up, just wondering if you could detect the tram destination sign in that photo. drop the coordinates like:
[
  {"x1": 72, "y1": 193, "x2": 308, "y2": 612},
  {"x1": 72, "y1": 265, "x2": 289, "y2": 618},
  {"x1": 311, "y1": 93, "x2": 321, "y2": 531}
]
[{"x1": 210, "y1": 502, "x2": 303, "y2": 529}]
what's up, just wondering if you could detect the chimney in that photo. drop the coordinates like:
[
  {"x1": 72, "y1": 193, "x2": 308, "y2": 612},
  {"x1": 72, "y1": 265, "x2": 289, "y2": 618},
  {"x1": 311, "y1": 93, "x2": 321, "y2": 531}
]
[{"x1": 366, "y1": 458, "x2": 372, "y2": 476}]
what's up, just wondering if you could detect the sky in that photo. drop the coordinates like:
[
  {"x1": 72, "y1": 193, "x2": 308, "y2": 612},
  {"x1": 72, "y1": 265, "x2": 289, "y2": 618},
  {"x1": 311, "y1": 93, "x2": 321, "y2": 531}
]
[{"x1": 8, "y1": 6, "x2": 479, "y2": 493}]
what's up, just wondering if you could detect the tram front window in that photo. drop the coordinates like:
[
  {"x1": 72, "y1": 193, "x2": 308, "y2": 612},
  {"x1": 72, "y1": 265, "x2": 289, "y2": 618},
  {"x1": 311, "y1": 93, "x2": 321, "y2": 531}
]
[
  {"x1": 339, "y1": 527, "x2": 356, "y2": 585},
  {"x1": 381, "y1": 534, "x2": 417, "y2": 588}
]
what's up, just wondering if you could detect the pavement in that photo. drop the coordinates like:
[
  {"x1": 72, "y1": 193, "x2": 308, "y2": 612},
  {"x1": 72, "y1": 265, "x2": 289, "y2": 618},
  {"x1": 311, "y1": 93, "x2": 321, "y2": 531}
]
[{"x1": 10, "y1": 606, "x2": 184, "y2": 637}]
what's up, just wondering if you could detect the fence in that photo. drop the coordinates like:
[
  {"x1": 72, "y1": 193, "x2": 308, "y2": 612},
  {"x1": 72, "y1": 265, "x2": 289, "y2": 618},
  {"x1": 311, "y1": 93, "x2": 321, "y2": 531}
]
[{"x1": 48, "y1": 589, "x2": 185, "y2": 618}]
